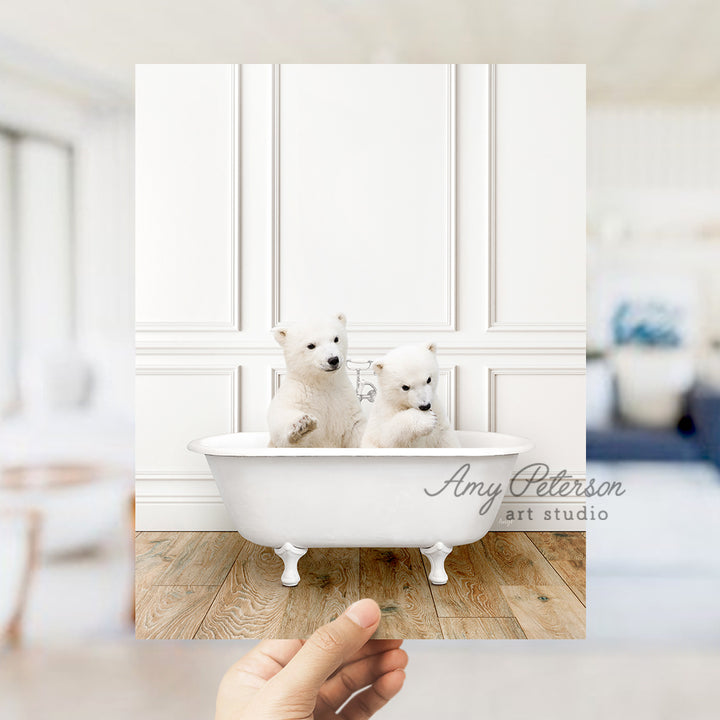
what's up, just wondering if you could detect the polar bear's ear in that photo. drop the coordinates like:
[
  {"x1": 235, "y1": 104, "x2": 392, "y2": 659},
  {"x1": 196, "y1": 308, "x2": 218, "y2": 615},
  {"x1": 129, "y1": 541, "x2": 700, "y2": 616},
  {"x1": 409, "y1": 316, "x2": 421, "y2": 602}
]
[
  {"x1": 273, "y1": 326, "x2": 288, "y2": 346},
  {"x1": 426, "y1": 342, "x2": 437, "y2": 354},
  {"x1": 336, "y1": 313, "x2": 347, "y2": 326},
  {"x1": 372, "y1": 360, "x2": 384, "y2": 374}
]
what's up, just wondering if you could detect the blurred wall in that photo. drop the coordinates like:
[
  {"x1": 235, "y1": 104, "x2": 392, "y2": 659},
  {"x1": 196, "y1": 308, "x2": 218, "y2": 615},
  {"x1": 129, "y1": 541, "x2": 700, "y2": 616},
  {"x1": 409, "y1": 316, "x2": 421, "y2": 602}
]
[
  {"x1": 0, "y1": 133, "x2": 15, "y2": 413},
  {"x1": 588, "y1": 105, "x2": 720, "y2": 360}
]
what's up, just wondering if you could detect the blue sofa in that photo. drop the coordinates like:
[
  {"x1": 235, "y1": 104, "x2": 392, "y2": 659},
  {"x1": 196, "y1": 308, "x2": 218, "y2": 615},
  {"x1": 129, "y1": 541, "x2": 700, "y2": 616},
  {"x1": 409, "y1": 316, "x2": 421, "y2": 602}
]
[{"x1": 587, "y1": 383, "x2": 720, "y2": 468}]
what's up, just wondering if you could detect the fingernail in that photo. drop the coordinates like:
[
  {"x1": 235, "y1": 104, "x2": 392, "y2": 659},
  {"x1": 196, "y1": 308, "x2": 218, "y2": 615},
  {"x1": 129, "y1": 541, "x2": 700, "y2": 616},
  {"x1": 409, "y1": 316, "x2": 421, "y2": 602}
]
[{"x1": 344, "y1": 599, "x2": 380, "y2": 628}]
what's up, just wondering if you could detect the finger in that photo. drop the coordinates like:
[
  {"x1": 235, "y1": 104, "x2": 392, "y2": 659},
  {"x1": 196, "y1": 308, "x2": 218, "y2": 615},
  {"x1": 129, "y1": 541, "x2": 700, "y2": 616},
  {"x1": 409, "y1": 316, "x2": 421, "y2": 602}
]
[
  {"x1": 253, "y1": 639, "x2": 305, "y2": 670},
  {"x1": 225, "y1": 639, "x2": 303, "y2": 687},
  {"x1": 268, "y1": 599, "x2": 381, "y2": 699},
  {"x1": 319, "y1": 648, "x2": 408, "y2": 711},
  {"x1": 339, "y1": 669, "x2": 406, "y2": 720},
  {"x1": 330, "y1": 638, "x2": 403, "y2": 675},
  {"x1": 215, "y1": 640, "x2": 304, "y2": 720}
]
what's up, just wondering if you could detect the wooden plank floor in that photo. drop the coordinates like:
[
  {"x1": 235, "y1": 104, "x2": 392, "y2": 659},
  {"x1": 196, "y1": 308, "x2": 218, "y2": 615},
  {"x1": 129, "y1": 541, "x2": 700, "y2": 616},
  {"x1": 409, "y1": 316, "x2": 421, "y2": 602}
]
[{"x1": 135, "y1": 531, "x2": 585, "y2": 640}]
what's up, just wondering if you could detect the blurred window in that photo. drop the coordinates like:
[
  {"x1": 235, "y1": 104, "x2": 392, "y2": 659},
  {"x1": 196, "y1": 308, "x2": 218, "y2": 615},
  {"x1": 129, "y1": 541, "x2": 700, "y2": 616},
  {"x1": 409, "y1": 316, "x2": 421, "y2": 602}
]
[{"x1": 0, "y1": 129, "x2": 74, "y2": 416}]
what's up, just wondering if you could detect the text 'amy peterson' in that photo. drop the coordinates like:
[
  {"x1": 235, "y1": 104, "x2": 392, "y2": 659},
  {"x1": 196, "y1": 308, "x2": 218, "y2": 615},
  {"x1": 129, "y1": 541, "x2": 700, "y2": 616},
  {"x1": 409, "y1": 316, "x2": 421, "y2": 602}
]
[{"x1": 423, "y1": 462, "x2": 626, "y2": 516}]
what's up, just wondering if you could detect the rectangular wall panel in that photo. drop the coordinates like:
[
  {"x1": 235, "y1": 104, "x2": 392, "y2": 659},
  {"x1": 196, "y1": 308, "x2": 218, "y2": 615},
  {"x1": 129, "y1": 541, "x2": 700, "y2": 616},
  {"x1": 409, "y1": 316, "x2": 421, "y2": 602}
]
[
  {"x1": 489, "y1": 368, "x2": 585, "y2": 476},
  {"x1": 135, "y1": 64, "x2": 238, "y2": 329},
  {"x1": 136, "y1": 367, "x2": 239, "y2": 476},
  {"x1": 274, "y1": 64, "x2": 455, "y2": 330},
  {"x1": 491, "y1": 64, "x2": 585, "y2": 331}
]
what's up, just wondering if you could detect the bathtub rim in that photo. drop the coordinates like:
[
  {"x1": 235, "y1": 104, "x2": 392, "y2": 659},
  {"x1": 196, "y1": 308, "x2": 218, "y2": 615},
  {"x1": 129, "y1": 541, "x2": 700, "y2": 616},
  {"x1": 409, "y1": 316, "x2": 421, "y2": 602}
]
[{"x1": 187, "y1": 430, "x2": 533, "y2": 458}]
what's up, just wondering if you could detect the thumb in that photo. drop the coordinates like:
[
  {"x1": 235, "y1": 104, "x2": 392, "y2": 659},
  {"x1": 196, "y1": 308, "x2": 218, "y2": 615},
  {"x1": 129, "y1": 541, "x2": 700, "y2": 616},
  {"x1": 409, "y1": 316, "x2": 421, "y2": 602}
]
[{"x1": 269, "y1": 599, "x2": 381, "y2": 698}]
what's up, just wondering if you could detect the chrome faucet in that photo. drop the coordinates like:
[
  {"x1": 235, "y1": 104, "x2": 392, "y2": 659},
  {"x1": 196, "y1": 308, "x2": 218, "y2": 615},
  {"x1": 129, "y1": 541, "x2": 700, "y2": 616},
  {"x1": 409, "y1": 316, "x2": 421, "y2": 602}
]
[{"x1": 346, "y1": 359, "x2": 377, "y2": 404}]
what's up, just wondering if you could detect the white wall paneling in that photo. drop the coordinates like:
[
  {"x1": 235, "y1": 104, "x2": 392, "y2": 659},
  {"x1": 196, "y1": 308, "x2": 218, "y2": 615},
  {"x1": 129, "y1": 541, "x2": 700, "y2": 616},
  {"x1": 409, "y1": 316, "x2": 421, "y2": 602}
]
[
  {"x1": 271, "y1": 64, "x2": 456, "y2": 331},
  {"x1": 135, "y1": 64, "x2": 240, "y2": 331},
  {"x1": 488, "y1": 64, "x2": 586, "y2": 332},
  {"x1": 487, "y1": 367, "x2": 586, "y2": 477},
  {"x1": 135, "y1": 64, "x2": 586, "y2": 531},
  {"x1": 135, "y1": 366, "x2": 240, "y2": 478}
]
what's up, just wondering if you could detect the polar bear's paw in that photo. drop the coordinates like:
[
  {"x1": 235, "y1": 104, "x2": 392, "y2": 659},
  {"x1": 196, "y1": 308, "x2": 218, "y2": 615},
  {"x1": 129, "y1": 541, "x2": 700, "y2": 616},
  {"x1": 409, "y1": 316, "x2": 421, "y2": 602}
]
[
  {"x1": 412, "y1": 409, "x2": 437, "y2": 438},
  {"x1": 288, "y1": 414, "x2": 318, "y2": 444}
]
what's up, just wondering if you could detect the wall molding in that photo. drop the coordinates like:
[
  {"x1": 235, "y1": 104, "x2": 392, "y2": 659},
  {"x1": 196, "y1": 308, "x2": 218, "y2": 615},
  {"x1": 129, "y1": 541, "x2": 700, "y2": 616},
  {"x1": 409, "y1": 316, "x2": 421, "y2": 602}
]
[
  {"x1": 136, "y1": 65, "x2": 241, "y2": 333},
  {"x1": 486, "y1": 324, "x2": 587, "y2": 333},
  {"x1": 443, "y1": 364, "x2": 458, "y2": 428},
  {"x1": 135, "y1": 472, "x2": 217, "y2": 481},
  {"x1": 136, "y1": 340, "x2": 586, "y2": 356},
  {"x1": 136, "y1": 493, "x2": 224, "y2": 504},
  {"x1": 487, "y1": 366, "x2": 585, "y2": 431},
  {"x1": 487, "y1": 366, "x2": 585, "y2": 478},
  {"x1": 270, "y1": 63, "x2": 457, "y2": 332},
  {"x1": 271, "y1": 63, "x2": 281, "y2": 331},
  {"x1": 486, "y1": 64, "x2": 585, "y2": 334},
  {"x1": 135, "y1": 364, "x2": 241, "y2": 478}
]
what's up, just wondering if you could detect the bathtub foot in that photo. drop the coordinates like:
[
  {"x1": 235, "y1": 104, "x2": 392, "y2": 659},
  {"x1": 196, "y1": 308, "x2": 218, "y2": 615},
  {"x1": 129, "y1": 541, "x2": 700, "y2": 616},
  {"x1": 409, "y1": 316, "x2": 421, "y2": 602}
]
[
  {"x1": 421, "y1": 542, "x2": 453, "y2": 585},
  {"x1": 274, "y1": 542, "x2": 307, "y2": 586}
]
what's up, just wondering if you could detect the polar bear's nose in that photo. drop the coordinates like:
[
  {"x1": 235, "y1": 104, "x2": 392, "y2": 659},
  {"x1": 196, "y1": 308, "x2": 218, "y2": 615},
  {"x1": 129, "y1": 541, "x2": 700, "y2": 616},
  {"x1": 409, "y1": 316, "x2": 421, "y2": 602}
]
[
  {"x1": 419, "y1": 403, "x2": 432, "y2": 411},
  {"x1": 328, "y1": 356, "x2": 340, "y2": 366}
]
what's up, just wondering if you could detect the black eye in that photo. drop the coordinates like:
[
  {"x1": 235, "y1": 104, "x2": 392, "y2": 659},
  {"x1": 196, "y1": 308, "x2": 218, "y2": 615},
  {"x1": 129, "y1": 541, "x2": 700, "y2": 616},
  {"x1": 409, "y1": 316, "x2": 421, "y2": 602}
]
[
  {"x1": 402, "y1": 385, "x2": 410, "y2": 391},
  {"x1": 307, "y1": 344, "x2": 315, "y2": 350},
  {"x1": 334, "y1": 337, "x2": 339, "y2": 343},
  {"x1": 427, "y1": 377, "x2": 431, "y2": 383}
]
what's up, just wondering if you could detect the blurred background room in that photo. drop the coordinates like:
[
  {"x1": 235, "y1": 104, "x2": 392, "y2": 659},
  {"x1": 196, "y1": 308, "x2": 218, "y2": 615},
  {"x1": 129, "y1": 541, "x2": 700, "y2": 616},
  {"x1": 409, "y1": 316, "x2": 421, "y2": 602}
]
[
  {"x1": 586, "y1": 103, "x2": 720, "y2": 641},
  {"x1": 1, "y1": 1, "x2": 719, "y2": 719},
  {"x1": 0, "y1": 37, "x2": 134, "y2": 646}
]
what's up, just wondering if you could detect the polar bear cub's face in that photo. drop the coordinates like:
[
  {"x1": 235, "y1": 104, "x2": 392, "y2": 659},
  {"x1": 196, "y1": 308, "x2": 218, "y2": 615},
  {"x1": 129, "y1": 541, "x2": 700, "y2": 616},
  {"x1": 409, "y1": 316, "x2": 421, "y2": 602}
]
[
  {"x1": 273, "y1": 313, "x2": 349, "y2": 377},
  {"x1": 373, "y1": 343, "x2": 438, "y2": 412}
]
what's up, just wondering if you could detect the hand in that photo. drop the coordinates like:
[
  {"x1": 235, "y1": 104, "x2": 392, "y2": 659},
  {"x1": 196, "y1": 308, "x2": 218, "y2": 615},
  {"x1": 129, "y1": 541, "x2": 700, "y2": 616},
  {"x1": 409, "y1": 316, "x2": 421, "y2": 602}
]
[{"x1": 215, "y1": 599, "x2": 407, "y2": 719}]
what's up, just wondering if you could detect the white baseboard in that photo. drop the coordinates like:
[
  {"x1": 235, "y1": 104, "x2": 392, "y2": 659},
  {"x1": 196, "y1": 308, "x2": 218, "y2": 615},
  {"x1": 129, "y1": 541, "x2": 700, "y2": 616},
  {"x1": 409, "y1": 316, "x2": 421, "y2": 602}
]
[
  {"x1": 135, "y1": 496, "x2": 586, "y2": 532},
  {"x1": 491, "y1": 502, "x2": 587, "y2": 531},
  {"x1": 136, "y1": 498, "x2": 235, "y2": 531}
]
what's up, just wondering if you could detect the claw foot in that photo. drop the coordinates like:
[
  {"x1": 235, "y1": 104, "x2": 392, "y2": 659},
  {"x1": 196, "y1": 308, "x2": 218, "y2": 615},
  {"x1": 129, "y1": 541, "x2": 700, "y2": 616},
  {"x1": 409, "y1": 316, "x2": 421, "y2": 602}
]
[
  {"x1": 274, "y1": 542, "x2": 308, "y2": 586},
  {"x1": 421, "y1": 542, "x2": 453, "y2": 585}
]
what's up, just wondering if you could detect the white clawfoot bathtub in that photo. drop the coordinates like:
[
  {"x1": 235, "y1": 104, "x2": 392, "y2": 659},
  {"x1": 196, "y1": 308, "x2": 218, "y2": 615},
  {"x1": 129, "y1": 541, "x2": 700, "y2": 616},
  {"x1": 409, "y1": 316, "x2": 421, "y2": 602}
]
[{"x1": 188, "y1": 431, "x2": 532, "y2": 586}]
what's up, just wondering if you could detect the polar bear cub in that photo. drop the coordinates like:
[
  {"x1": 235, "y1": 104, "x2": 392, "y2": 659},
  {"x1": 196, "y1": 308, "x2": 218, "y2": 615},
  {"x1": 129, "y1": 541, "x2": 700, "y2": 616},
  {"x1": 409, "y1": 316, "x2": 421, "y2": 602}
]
[
  {"x1": 362, "y1": 343, "x2": 460, "y2": 448},
  {"x1": 268, "y1": 313, "x2": 365, "y2": 448}
]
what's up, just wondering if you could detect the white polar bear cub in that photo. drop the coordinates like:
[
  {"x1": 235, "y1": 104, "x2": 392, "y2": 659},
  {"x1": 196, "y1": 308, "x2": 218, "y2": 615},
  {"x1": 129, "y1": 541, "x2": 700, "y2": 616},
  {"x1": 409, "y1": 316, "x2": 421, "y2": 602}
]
[
  {"x1": 268, "y1": 313, "x2": 365, "y2": 448},
  {"x1": 362, "y1": 343, "x2": 460, "y2": 449}
]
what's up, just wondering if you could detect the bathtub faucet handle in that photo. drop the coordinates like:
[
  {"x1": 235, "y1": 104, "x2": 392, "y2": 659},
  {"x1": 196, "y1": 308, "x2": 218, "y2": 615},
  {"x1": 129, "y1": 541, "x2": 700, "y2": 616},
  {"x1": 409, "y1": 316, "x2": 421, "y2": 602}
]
[{"x1": 346, "y1": 359, "x2": 377, "y2": 404}]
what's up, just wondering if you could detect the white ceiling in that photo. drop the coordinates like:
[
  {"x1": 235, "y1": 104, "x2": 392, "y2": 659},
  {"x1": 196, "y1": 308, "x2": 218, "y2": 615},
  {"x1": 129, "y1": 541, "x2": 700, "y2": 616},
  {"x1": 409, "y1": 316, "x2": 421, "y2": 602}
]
[{"x1": 1, "y1": 0, "x2": 719, "y2": 105}]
